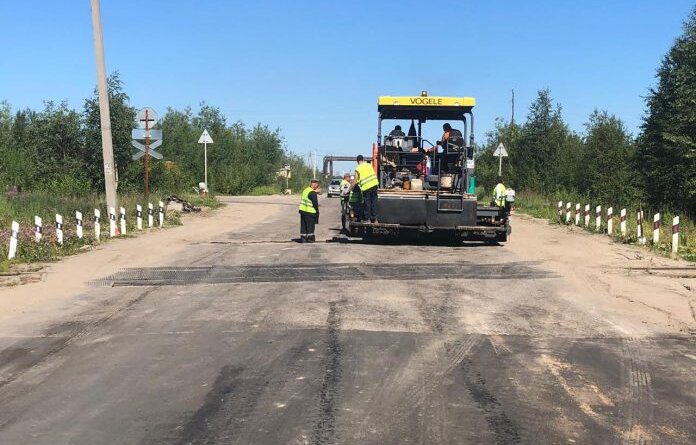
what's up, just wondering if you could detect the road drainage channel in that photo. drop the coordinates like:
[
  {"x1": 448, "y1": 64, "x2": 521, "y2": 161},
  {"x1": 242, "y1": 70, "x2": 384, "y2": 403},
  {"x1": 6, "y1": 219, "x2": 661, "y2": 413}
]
[{"x1": 90, "y1": 262, "x2": 553, "y2": 287}]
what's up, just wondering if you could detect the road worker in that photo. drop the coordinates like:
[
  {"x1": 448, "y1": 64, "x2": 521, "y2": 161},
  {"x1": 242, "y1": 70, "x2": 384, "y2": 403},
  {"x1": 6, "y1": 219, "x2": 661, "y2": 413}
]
[
  {"x1": 350, "y1": 155, "x2": 379, "y2": 223},
  {"x1": 388, "y1": 125, "x2": 405, "y2": 138},
  {"x1": 505, "y1": 187, "x2": 516, "y2": 215},
  {"x1": 299, "y1": 179, "x2": 320, "y2": 243},
  {"x1": 494, "y1": 177, "x2": 507, "y2": 208},
  {"x1": 348, "y1": 186, "x2": 364, "y2": 221},
  {"x1": 341, "y1": 172, "x2": 350, "y2": 191}
]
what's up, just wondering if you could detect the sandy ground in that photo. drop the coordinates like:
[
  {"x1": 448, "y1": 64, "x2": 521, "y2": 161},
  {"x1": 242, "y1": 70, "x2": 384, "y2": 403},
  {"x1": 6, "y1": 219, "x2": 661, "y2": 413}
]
[
  {"x1": 0, "y1": 195, "x2": 693, "y2": 444},
  {"x1": 508, "y1": 213, "x2": 696, "y2": 336},
  {"x1": 0, "y1": 198, "x2": 283, "y2": 335}
]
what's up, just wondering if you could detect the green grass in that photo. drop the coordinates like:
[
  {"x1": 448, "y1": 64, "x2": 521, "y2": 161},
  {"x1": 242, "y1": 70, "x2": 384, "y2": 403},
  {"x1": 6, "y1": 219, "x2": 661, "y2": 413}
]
[
  {"x1": 514, "y1": 191, "x2": 696, "y2": 262},
  {"x1": 0, "y1": 191, "x2": 219, "y2": 266},
  {"x1": 248, "y1": 185, "x2": 281, "y2": 196}
]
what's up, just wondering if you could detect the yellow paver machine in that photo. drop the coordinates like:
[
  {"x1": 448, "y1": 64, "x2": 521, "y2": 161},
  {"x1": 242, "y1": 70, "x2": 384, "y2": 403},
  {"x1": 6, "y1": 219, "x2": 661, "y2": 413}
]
[{"x1": 342, "y1": 92, "x2": 510, "y2": 242}]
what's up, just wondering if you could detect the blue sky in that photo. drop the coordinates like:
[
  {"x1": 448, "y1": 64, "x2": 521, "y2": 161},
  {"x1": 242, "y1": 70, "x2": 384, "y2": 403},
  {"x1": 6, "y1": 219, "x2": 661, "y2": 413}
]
[{"x1": 1, "y1": 1, "x2": 693, "y2": 163}]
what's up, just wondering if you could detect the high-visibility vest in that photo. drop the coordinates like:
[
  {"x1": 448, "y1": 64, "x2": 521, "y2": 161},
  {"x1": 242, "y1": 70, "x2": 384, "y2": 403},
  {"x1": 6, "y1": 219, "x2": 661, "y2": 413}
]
[
  {"x1": 349, "y1": 189, "x2": 362, "y2": 204},
  {"x1": 299, "y1": 187, "x2": 317, "y2": 214},
  {"x1": 356, "y1": 163, "x2": 378, "y2": 191},
  {"x1": 494, "y1": 183, "x2": 506, "y2": 207}
]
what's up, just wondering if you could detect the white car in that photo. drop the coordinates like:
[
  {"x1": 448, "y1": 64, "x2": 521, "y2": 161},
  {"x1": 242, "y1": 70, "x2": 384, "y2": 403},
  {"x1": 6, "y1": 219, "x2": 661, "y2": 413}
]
[{"x1": 327, "y1": 179, "x2": 342, "y2": 197}]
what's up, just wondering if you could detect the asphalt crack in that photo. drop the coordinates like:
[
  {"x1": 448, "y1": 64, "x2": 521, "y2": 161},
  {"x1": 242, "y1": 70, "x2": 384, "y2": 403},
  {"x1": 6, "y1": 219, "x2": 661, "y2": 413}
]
[{"x1": 311, "y1": 300, "x2": 344, "y2": 445}]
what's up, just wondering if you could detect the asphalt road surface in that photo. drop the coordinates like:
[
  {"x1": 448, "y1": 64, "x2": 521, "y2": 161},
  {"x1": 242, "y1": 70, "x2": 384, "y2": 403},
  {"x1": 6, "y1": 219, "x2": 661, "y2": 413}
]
[{"x1": 0, "y1": 195, "x2": 694, "y2": 444}]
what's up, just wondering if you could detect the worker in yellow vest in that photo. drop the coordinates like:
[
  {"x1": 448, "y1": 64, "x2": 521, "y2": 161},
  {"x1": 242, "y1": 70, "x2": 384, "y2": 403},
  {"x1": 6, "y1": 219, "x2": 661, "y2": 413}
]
[
  {"x1": 350, "y1": 155, "x2": 379, "y2": 223},
  {"x1": 494, "y1": 177, "x2": 507, "y2": 208},
  {"x1": 298, "y1": 179, "x2": 320, "y2": 243}
]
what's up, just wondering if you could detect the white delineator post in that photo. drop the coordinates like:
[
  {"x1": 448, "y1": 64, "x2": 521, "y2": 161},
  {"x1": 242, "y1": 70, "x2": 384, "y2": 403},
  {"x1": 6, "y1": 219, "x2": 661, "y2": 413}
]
[
  {"x1": 639, "y1": 210, "x2": 646, "y2": 244},
  {"x1": 76, "y1": 211, "x2": 83, "y2": 239},
  {"x1": 565, "y1": 202, "x2": 571, "y2": 224},
  {"x1": 56, "y1": 214, "x2": 63, "y2": 245},
  {"x1": 607, "y1": 207, "x2": 613, "y2": 235},
  {"x1": 136, "y1": 205, "x2": 143, "y2": 230},
  {"x1": 575, "y1": 203, "x2": 580, "y2": 225},
  {"x1": 557, "y1": 201, "x2": 563, "y2": 221},
  {"x1": 584, "y1": 204, "x2": 590, "y2": 226},
  {"x1": 158, "y1": 201, "x2": 164, "y2": 227},
  {"x1": 109, "y1": 207, "x2": 116, "y2": 238},
  {"x1": 672, "y1": 216, "x2": 679, "y2": 254},
  {"x1": 595, "y1": 206, "x2": 602, "y2": 232},
  {"x1": 637, "y1": 210, "x2": 644, "y2": 244},
  {"x1": 8, "y1": 221, "x2": 19, "y2": 260},
  {"x1": 120, "y1": 207, "x2": 127, "y2": 236},
  {"x1": 620, "y1": 209, "x2": 627, "y2": 237},
  {"x1": 94, "y1": 209, "x2": 101, "y2": 241},
  {"x1": 34, "y1": 216, "x2": 42, "y2": 242},
  {"x1": 653, "y1": 213, "x2": 661, "y2": 244},
  {"x1": 148, "y1": 203, "x2": 154, "y2": 228}
]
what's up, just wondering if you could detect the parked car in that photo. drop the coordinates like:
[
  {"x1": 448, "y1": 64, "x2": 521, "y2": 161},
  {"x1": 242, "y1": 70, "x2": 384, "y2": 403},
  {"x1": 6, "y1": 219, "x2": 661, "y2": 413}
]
[{"x1": 327, "y1": 178, "x2": 342, "y2": 197}]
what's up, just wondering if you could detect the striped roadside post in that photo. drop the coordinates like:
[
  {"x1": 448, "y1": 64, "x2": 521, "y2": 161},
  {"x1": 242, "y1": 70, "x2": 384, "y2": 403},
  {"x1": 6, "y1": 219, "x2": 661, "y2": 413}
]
[
  {"x1": 672, "y1": 217, "x2": 679, "y2": 254},
  {"x1": 94, "y1": 209, "x2": 101, "y2": 241},
  {"x1": 76, "y1": 211, "x2": 83, "y2": 239},
  {"x1": 584, "y1": 204, "x2": 590, "y2": 226},
  {"x1": 158, "y1": 201, "x2": 164, "y2": 227},
  {"x1": 557, "y1": 201, "x2": 563, "y2": 222},
  {"x1": 34, "y1": 216, "x2": 42, "y2": 242},
  {"x1": 607, "y1": 207, "x2": 613, "y2": 235},
  {"x1": 565, "y1": 202, "x2": 571, "y2": 224},
  {"x1": 620, "y1": 209, "x2": 627, "y2": 237},
  {"x1": 56, "y1": 214, "x2": 63, "y2": 245},
  {"x1": 653, "y1": 213, "x2": 661, "y2": 244},
  {"x1": 148, "y1": 203, "x2": 154, "y2": 228},
  {"x1": 109, "y1": 207, "x2": 116, "y2": 238},
  {"x1": 119, "y1": 207, "x2": 127, "y2": 236},
  {"x1": 637, "y1": 210, "x2": 644, "y2": 244},
  {"x1": 595, "y1": 206, "x2": 602, "y2": 232},
  {"x1": 575, "y1": 203, "x2": 580, "y2": 225},
  {"x1": 136, "y1": 205, "x2": 143, "y2": 230},
  {"x1": 8, "y1": 221, "x2": 19, "y2": 259}
]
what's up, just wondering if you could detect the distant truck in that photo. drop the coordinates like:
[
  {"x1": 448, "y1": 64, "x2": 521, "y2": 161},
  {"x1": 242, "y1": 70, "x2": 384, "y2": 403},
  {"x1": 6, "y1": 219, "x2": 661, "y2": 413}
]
[{"x1": 342, "y1": 93, "x2": 509, "y2": 243}]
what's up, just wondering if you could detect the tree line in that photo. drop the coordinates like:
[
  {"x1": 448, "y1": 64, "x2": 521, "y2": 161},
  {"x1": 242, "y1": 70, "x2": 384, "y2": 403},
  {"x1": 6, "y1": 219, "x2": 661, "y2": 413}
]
[
  {"x1": 475, "y1": 7, "x2": 696, "y2": 217},
  {"x1": 0, "y1": 74, "x2": 314, "y2": 196}
]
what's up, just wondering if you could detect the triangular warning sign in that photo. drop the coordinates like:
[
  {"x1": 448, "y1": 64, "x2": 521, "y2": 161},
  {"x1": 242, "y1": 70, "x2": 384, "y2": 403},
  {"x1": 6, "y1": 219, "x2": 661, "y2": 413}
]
[
  {"x1": 198, "y1": 129, "x2": 214, "y2": 144},
  {"x1": 493, "y1": 143, "x2": 508, "y2": 157}
]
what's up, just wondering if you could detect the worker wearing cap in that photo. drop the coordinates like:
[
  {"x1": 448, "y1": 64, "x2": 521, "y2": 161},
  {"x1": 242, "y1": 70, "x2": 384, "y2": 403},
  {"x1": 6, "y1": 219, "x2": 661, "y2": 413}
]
[
  {"x1": 494, "y1": 177, "x2": 506, "y2": 208},
  {"x1": 299, "y1": 179, "x2": 320, "y2": 243},
  {"x1": 350, "y1": 155, "x2": 379, "y2": 223},
  {"x1": 340, "y1": 173, "x2": 351, "y2": 196}
]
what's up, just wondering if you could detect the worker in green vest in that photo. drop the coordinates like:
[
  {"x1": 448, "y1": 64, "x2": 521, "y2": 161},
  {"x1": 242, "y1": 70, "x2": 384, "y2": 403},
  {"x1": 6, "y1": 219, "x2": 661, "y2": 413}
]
[
  {"x1": 298, "y1": 179, "x2": 320, "y2": 243},
  {"x1": 348, "y1": 186, "x2": 364, "y2": 221},
  {"x1": 494, "y1": 177, "x2": 507, "y2": 208},
  {"x1": 350, "y1": 155, "x2": 379, "y2": 223}
]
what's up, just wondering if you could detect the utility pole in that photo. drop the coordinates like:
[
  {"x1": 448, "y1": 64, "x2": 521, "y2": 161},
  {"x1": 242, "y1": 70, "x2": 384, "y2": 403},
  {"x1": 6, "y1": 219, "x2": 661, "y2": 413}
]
[
  {"x1": 313, "y1": 150, "x2": 317, "y2": 179},
  {"x1": 511, "y1": 89, "x2": 515, "y2": 126},
  {"x1": 89, "y1": 0, "x2": 118, "y2": 212}
]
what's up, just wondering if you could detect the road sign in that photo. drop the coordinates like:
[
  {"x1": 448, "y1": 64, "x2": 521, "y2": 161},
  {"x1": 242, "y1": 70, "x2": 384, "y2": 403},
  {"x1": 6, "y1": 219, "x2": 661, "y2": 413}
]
[
  {"x1": 494, "y1": 142, "x2": 508, "y2": 176},
  {"x1": 132, "y1": 129, "x2": 162, "y2": 141},
  {"x1": 131, "y1": 140, "x2": 163, "y2": 159},
  {"x1": 198, "y1": 129, "x2": 214, "y2": 144},
  {"x1": 198, "y1": 129, "x2": 213, "y2": 188},
  {"x1": 136, "y1": 107, "x2": 158, "y2": 129},
  {"x1": 493, "y1": 143, "x2": 508, "y2": 157}
]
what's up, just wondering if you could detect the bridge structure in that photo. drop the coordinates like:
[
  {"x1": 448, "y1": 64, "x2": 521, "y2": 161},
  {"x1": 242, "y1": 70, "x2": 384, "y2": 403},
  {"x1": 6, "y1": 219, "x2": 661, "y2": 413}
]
[{"x1": 322, "y1": 155, "x2": 372, "y2": 178}]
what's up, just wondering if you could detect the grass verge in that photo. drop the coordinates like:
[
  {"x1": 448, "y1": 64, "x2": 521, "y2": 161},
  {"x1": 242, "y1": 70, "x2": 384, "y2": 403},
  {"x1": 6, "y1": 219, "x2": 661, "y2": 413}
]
[
  {"x1": 513, "y1": 191, "x2": 696, "y2": 262},
  {"x1": 0, "y1": 191, "x2": 219, "y2": 267}
]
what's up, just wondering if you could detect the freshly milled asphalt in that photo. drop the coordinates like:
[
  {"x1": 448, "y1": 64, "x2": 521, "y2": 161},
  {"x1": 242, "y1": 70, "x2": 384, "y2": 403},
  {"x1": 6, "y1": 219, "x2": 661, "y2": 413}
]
[{"x1": 0, "y1": 196, "x2": 694, "y2": 444}]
